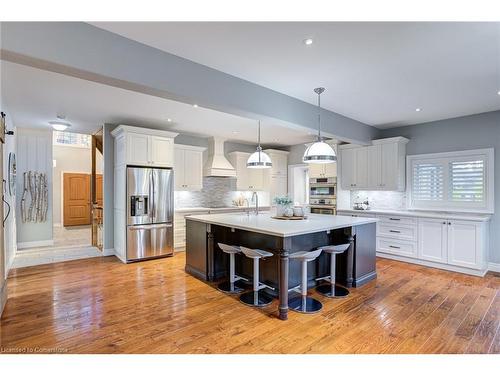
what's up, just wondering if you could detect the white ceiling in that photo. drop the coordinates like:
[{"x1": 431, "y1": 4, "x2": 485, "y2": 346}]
[
  {"x1": 91, "y1": 22, "x2": 500, "y2": 128},
  {"x1": 0, "y1": 60, "x2": 316, "y2": 146}
]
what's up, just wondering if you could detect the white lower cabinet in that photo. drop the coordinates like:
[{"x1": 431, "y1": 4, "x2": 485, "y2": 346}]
[
  {"x1": 338, "y1": 210, "x2": 489, "y2": 275},
  {"x1": 418, "y1": 218, "x2": 448, "y2": 264},
  {"x1": 377, "y1": 237, "x2": 417, "y2": 257},
  {"x1": 447, "y1": 220, "x2": 483, "y2": 269}
]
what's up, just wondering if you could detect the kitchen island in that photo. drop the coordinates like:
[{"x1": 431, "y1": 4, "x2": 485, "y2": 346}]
[{"x1": 185, "y1": 212, "x2": 378, "y2": 320}]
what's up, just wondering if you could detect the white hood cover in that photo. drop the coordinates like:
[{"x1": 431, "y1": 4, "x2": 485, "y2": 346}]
[{"x1": 203, "y1": 137, "x2": 236, "y2": 177}]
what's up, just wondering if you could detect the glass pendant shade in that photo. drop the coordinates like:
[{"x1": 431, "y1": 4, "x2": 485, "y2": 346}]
[
  {"x1": 247, "y1": 146, "x2": 272, "y2": 168},
  {"x1": 247, "y1": 120, "x2": 272, "y2": 168},
  {"x1": 303, "y1": 141, "x2": 336, "y2": 163}
]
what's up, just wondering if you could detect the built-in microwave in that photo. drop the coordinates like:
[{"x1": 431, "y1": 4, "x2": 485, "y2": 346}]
[{"x1": 309, "y1": 177, "x2": 337, "y2": 199}]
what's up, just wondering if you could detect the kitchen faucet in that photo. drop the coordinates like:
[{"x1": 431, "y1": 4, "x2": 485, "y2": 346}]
[{"x1": 251, "y1": 192, "x2": 259, "y2": 215}]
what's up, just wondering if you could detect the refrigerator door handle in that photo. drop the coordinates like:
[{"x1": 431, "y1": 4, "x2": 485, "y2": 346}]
[
  {"x1": 129, "y1": 223, "x2": 173, "y2": 230},
  {"x1": 150, "y1": 169, "x2": 155, "y2": 222}
]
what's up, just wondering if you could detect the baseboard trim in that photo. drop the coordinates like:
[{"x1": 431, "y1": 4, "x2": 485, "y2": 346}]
[
  {"x1": 376, "y1": 252, "x2": 488, "y2": 277},
  {"x1": 17, "y1": 240, "x2": 54, "y2": 249},
  {"x1": 488, "y1": 262, "x2": 500, "y2": 273},
  {"x1": 102, "y1": 248, "x2": 115, "y2": 257},
  {"x1": 0, "y1": 282, "x2": 7, "y2": 318}
]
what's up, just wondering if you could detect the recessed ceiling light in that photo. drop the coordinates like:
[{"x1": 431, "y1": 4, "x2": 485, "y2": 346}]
[
  {"x1": 303, "y1": 38, "x2": 313, "y2": 45},
  {"x1": 193, "y1": 104, "x2": 198, "y2": 108},
  {"x1": 497, "y1": 90, "x2": 500, "y2": 96},
  {"x1": 232, "y1": 131, "x2": 239, "y2": 134},
  {"x1": 167, "y1": 118, "x2": 172, "y2": 122},
  {"x1": 415, "y1": 108, "x2": 422, "y2": 112}
]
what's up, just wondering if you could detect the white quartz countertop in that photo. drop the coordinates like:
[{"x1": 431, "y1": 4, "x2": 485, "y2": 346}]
[
  {"x1": 337, "y1": 208, "x2": 492, "y2": 222},
  {"x1": 176, "y1": 206, "x2": 270, "y2": 213},
  {"x1": 186, "y1": 212, "x2": 378, "y2": 237}
]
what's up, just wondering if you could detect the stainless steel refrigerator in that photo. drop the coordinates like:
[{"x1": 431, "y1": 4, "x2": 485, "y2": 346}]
[{"x1": 126, "y1": 166, "x2": 174, "y2": 262}]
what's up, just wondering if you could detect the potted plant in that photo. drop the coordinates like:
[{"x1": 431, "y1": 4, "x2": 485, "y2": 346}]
[{"x1": 273, "y1": 195, "x2": 293, "y2": 217}]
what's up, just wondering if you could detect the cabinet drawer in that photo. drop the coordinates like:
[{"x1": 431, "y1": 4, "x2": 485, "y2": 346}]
[
  {"x1": 378, "y1": 215, "x2": 417, "y2": 226},
  {"x1": 377, "y1": 237, "x2": 417, "y2": 258},
  {"x1": 377, "y1": 223, "x2": 417, "y2": 241}
]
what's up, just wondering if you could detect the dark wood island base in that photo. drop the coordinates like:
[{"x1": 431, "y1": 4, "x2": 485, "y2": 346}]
[{"x1": 185, "y1": 218, "x2": 377, "y2": 320}]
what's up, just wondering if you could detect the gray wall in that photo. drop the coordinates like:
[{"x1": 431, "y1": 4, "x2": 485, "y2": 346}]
[
  {"x1": 380, "y1": 110, "x2": 500, "y2": 263},
  {"x1": 1, "y1": 22, "x2": 377, "y2": 144}
]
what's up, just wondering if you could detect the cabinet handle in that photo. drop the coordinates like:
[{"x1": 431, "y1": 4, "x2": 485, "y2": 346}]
[
  {"x1": 442, "y1": 222, "x2": 446, "y2": 225},
  {"x1": 389, "y1": 218, "x2": 400, "y2": 221},
  {"x1": 389, "y1": 245, "x2": 400, "y2": 249},
  {"x1": 448, "y1": 222, "x2": 451, "y2": 225},
  {"x1": 389, "y1": 230, "x2": 401, "y2": 233}
]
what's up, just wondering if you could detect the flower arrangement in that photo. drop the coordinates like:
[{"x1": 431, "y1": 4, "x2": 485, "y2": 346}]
[
  {"x1": 273, "y1": 195, "x2": 293, "y2": 206},
  {"x1": 273, "y1": 195, "x2": 293, "y2": 216}
]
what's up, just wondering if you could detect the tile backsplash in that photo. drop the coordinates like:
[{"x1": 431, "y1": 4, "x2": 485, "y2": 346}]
[
  {"x1": 350, "y1": 190, "x2": 407, "y2": 211},
  {"x1": 174, "y1": 177, "x2": 270, "y2": 208}
]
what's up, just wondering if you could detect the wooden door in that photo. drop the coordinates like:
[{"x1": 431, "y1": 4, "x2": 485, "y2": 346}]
[
  {"x1": 63, "y1": 173, "x2": 91, "y2": 226},
  {"x1": 96, "y1": 174, "x2": 103, "y2": 205}
]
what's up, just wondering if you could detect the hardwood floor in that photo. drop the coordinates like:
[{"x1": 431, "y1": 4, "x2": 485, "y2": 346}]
[{"x1": 1, "y1": 252, "x2": 498, "y2": 354}]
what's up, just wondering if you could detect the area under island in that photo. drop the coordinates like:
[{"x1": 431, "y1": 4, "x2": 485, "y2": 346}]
[{"x1": 185, "y1": 212, "x2": 378, "y2": 320}]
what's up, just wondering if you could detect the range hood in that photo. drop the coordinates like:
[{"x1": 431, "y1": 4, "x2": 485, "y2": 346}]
[{"x1": 203, "y1": 137, "x2": 236, "y2": 177}]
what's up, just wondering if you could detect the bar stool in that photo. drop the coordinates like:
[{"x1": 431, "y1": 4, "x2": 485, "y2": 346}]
[
  {"x1": 217, "y1": 243, "x2": 247, "y2": 294},
  {"x1": 239, "y1": 246, "x2": 275, "y2": 307},
  {"x1": 315, "y1": 244, "x2": 350, "y2": 298},
  {"x1": 288, "y1": 249, "x2": 323, "y2": 314}
]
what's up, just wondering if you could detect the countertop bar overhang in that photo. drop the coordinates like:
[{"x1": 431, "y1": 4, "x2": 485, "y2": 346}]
[{"x1": 185, "y1": 212, "x2": 379, "y2": 237}]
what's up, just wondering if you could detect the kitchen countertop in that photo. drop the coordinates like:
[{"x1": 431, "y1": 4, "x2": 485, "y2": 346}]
[
  {"x1": 176, "y1": 206, "x2": 270, "y2": 213},
  {"x1": 337, "y1": 208, "x2": 492, "y2": 222},
  {"x1": 186, "y1": 212, "x2": 378, "y2": 237}
]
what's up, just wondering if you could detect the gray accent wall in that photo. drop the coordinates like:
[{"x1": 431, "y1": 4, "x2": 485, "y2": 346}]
[
  {"x1": 380, "y1": 110, "x2": 500, "y2": 264},
  {"x1": 1, "y1": 22, "x2": 377, "y2": 144}
]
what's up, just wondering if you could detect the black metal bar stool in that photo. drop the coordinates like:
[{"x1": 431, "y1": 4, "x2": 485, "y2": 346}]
[
  {"x1": 239, "y1": 246, "x2": 275, "y2": 307},
  {"x1": 315, "y1": 244, "x2": 350, "y2": 298},
  {"x1": 217, "y1": 243, "x2": 247, "y2": 294},
  {"x1": 288, "y1": 249, "x2": 323, "y2": 314}
]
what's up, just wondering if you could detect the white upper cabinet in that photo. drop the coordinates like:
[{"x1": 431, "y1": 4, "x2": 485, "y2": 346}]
[
  {"x1": 174, "y1": 145, "x2": 206, "y2": 191},
  {"x1": 340, "y1": 137, "x2": 408, "y2": 191},
  {"x1": 264, "y1": 149, "x2": 288, "y2": 176},
  {"x1": 340, "y1": 148, "x2": 356, "y2": 188},
  {"x1": 112, "y1": 125, "x2": 178, "y2": 168},
  {"x1": 126, "y1": 133, "x2": 150, "y2": 165},
  {"x1": 309, "y1": 162, "x2": 337, "y2": 179},
  {"x1": 228, "y1": 151, "x2": 265, "y2": 191},
  {"x1": 150, "y1": 136, "x2": 174, "y2": 167}
]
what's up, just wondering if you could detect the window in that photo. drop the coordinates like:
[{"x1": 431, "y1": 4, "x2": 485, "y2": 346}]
[
  {"x1": 53, "y1": 131, "x2": 91, "y2": 148},
  {"x1": 408, "y1": 148, "x2": 494, "y2": 213}
]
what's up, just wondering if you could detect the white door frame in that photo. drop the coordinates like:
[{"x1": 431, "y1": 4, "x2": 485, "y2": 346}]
[{"x1": 288, "y1": 163, "x2": 309, "y2": 205}]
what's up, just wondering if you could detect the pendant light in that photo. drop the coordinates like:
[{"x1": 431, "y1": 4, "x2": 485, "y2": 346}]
[
  {"x1": 247, "y1": 120, "x2": 272, "y2": 168},
  {"x1": 303, "y1": 87, "x2": 336, "y2": 164}
]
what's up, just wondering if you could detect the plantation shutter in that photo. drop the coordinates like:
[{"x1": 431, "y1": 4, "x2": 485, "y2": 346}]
[
  {"x1": 449, "y1": 159, "x2": 485, "y2": 203},
  {"x1": 412, "y1": 160, "x2": 445, "y2": 202}
]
